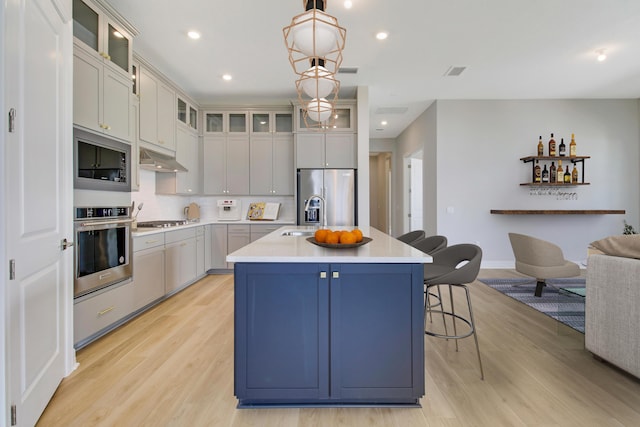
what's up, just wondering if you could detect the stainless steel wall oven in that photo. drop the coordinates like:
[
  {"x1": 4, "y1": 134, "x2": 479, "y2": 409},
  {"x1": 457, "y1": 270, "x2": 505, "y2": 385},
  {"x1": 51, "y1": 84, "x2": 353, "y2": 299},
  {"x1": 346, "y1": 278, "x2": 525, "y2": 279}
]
[{"x1": 74, "y1": 206, "x2": 133, "y2": 298}]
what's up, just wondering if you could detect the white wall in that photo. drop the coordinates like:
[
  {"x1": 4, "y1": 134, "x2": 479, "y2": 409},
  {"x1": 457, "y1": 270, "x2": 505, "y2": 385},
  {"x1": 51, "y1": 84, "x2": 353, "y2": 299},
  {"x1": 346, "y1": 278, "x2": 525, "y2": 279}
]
[{"x1": 395, "y1": 99, "x2": 640, "y2": 267}]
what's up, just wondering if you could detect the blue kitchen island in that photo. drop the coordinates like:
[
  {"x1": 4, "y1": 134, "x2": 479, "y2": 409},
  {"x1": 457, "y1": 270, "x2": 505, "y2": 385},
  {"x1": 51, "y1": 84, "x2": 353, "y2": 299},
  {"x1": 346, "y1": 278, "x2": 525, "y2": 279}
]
[{"x1": 227, "y1": 226, "x2": 432, "y2": 407}]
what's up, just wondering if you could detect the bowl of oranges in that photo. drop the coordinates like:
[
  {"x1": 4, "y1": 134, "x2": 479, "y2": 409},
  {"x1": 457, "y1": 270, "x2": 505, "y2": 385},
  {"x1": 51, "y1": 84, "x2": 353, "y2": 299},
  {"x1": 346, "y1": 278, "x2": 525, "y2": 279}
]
[{"x1": 306, "y1": 228, "x2": 372, "y2": 248}]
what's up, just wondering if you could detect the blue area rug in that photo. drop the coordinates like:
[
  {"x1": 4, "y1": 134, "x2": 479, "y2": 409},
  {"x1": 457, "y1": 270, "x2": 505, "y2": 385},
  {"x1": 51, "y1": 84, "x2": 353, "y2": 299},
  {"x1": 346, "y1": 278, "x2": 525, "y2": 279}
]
[{"x1": 479, "y1": 278, "x2": 585, "y2": 333}]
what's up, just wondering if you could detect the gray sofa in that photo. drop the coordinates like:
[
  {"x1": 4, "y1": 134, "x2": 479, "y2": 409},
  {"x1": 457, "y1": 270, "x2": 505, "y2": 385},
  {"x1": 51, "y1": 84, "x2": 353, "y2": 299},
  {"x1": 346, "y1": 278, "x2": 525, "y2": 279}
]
[{"x1": 586, "y1": 254, "x2": 640, "y2": 378}]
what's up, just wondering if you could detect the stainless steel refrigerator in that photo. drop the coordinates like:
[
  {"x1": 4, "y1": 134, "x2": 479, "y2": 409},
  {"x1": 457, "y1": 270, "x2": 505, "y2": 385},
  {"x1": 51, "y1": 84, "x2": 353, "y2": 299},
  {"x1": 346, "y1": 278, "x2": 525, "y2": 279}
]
[{"x1": 297, "y1": 169, "x2": 357, "y2": 227}]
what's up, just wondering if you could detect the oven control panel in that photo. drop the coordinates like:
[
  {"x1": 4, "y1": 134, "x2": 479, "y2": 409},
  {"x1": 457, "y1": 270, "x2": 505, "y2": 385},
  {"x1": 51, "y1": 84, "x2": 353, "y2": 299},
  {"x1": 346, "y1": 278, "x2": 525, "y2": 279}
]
[{"x1": 75, "y1": 206, "x2": 130, "y2": 220}]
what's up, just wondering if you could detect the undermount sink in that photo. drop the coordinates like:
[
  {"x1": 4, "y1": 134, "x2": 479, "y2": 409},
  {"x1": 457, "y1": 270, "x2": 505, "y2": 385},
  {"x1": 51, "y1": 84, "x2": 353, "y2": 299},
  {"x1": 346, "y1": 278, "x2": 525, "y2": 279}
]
[{"x1": 280, "y1": 230, "x2": 316, "y2": 237}]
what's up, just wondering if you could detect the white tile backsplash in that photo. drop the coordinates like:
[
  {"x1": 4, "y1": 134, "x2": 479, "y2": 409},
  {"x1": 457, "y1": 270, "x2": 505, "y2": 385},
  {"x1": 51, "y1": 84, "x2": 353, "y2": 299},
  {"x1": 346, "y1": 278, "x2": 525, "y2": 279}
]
[{"x1": 134, "y1": 169, "x2": 295, "y2": 222}]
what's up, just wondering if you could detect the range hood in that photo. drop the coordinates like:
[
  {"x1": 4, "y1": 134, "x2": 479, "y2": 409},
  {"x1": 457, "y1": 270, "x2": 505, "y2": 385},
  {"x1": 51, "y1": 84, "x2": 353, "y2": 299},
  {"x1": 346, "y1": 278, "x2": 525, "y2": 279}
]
[{"x1": 139, "y1": 148, "x2": 188, "y2": 173}]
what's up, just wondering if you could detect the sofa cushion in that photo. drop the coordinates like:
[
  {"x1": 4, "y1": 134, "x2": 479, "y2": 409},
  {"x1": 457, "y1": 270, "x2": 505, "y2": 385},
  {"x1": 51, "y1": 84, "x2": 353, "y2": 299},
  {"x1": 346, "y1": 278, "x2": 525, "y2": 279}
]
[{"x1": 590, "y1": 234, "x2": 640, "y2": 259}]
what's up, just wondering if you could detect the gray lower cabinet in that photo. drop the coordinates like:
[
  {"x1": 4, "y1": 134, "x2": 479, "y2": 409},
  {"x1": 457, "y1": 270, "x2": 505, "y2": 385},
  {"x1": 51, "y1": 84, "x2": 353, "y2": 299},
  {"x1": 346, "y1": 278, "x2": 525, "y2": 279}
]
[
  {"x1": 210, "y1": 224, "x2": 228, "y2": 269},
  {"x1": 165, "y1": 228, "x2": 198, "y2": 294},
  {"x1": 74, "y1": 280, "x2": 135, "y2": 348},
  {"x1": 250, "y1": 224, "x2": 281, "y2": 242},
  {"x1": 234, "y1": 262, "x2": 425, "y2": 407},
  {"x1": 132, "y1": 234, "x2": 166, "y2": 310},
  {"x1": 197, "y1": 225, "x2": 211, "y2": 275}
]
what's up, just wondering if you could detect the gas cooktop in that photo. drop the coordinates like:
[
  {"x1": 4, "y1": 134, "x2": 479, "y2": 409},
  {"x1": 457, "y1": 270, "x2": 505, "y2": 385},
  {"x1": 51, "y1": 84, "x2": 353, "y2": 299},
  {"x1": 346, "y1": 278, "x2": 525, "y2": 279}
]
[{"x1": 136, "y1": 220, "x2": 189, "y2": 228}]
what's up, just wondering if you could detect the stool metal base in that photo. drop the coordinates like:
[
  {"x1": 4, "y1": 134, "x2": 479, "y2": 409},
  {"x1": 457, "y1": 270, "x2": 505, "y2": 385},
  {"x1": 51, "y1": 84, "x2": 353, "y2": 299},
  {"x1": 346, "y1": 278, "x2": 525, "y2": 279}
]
[{"x1": 424, "y1": 283, "x2": 484, "y2": 380}]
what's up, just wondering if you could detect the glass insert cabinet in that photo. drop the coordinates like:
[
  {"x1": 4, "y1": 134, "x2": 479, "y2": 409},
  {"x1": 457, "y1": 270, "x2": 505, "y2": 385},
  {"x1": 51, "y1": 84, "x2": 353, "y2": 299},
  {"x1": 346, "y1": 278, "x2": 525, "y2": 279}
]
[{"x1": 72, "y1": 0, "x2": 132, "y2": 75}]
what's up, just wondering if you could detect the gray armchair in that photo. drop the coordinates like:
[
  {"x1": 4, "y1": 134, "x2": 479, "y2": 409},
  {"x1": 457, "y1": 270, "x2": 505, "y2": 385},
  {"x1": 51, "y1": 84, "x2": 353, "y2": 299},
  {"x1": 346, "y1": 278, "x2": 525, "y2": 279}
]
[{"x1": 508, "y1": 232, "x2": 580, "y2": 297}]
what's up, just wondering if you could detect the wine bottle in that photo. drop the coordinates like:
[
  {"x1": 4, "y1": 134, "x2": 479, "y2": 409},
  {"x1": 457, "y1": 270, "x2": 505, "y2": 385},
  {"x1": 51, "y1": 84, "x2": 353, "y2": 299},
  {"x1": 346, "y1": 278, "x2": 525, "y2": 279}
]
[
  {"x1": 564, "y1": 165, "x2": 571, "y2": 183},
  {"x1": 548, "y1": 133, "x2": 556, "y2": 156},
  {"x1": 559, "y1": 138, "x2": 566, "y2": 156},
  {"x1": 537, "y1": 136, "x2": 544, "y2": 156},
  {"x1": 550, "y1": 161, "x2": 557, "y2": 183},
  {"x1": 572, "y1": 164, "x2": 579, "y2": 183},
  {"x1": 557, "y1": 160, "x2": 564, "y2": 183},
  {"x1": 534, "y1": 160, "x2": 541, "y2": 183},
  {"x1": 542, "y1": 164, "x2": 549, "y2": 183},
  {"x1": 570, "y1": 133, "x2": 577, "y2": 157}
]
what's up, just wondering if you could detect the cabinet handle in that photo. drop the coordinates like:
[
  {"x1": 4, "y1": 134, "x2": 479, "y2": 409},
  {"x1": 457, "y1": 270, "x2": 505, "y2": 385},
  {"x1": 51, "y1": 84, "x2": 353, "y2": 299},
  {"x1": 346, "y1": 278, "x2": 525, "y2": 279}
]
[
  {"x1": 320, "y1": 271, "x2": 327, "y2": 279},
  {"x1": 158, "y1": 140, "x2": 165, "y2": 145},
  {"x1": 181, "y1": 243, "x2": 187, "y2": 247},
  {"x1": 98, "y1": 306, "x2": 115, "y2": 316},
  {"x1": 332, "y1": 271, "x2": 340, "y2": 279},
  {"x1": 145, "y1": 239, "x2": 159, "y2": 244}
]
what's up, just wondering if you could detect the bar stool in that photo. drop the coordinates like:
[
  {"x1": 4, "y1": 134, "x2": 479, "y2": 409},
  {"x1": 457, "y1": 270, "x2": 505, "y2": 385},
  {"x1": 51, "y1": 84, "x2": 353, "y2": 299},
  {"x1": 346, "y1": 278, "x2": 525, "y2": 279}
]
[
  {"x1": 396, "y1": 230, "x2": 425, "y2": 245},
  {"x1": 413, "y1": 235, "x2": 448, "y2": 323},
  {"x1": 423, "y1": 244, "x2": 484, "y2": 379}
]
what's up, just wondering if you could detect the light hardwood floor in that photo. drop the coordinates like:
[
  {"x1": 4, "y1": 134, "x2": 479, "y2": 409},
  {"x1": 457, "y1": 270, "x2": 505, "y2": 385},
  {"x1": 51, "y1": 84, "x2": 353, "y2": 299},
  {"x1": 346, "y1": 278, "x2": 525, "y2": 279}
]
[{"x1": 38, "y1": 270, "x2": 640, "y2": 426}]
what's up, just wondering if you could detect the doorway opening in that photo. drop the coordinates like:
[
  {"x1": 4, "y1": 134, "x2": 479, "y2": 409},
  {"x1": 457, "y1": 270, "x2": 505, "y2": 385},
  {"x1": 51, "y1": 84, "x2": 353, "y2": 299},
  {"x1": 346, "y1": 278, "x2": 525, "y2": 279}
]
[
  {"x1": 369, "y1": 152, "x2": 392, "y2": 234},
  {"x1": 404, "y1": 150, "x2": 423, "y2": 233}
]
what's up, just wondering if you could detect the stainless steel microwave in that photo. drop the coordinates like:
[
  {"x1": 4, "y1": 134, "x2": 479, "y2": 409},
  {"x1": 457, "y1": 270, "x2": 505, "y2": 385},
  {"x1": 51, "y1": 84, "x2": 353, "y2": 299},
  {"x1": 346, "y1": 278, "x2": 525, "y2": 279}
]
[{"x1": 73, "y1": 127, "x2": 131, "y2": 192}]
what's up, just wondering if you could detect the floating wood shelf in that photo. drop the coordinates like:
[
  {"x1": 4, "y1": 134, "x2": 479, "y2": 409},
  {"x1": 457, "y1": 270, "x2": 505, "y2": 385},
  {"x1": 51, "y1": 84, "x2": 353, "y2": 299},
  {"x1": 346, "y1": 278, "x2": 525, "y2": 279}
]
[{"x1": 490, "y1": 209, "x2": 626, "y2": 215}]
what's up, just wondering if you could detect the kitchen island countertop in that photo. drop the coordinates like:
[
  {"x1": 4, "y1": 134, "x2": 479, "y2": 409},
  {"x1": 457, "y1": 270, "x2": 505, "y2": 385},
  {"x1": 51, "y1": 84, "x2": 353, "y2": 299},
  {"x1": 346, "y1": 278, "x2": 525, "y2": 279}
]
[{"x1": 227, "y1": 226, "x2": 432, "y2": 264}]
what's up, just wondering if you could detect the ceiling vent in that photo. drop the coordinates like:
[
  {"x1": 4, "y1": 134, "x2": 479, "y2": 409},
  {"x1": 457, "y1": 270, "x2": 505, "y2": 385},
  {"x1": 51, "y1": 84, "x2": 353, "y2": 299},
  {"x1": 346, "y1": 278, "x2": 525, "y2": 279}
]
[
  {"x1": 337, "y1": 67, "x2": 359, "y2": 74},
  {"x1": 375, "y1": 107, "x2": 408, "y2": 115},
  {"x1": 444, "y1": 66, "x2": 467, "y2": 77}
]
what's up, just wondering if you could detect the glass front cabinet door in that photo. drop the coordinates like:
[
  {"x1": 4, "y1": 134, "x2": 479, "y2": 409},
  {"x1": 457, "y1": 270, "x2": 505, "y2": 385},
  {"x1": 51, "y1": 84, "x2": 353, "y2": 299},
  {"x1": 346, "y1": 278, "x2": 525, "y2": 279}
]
[
  {"x1": 72, "y1": 0, "x2": 133, "y2": 75},
  {"x1": 205, "y1": 112, "x2": 248, "y2": 134}
]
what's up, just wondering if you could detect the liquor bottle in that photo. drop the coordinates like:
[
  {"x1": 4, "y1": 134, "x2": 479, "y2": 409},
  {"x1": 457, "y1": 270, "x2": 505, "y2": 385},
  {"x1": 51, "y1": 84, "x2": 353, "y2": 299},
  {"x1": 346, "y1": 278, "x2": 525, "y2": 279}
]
[
  {"x1": 572, "y1": 164, "x2": 579, "y2": 183},
  {"x1": 559, "y1": 138, "x2": 566, "y2": 156},
  {"x1": 541, "y1": 164, "x2": 549, "y2": 183},
  {"x1": 570, "y1": 133, "x2": 577, "y2": 157},
  {"x1": 564, "y1": 165, "x2": 571, "y2": 183},
  {"x1": 548, "y1": 133, "x2": 556, "y2": 156},
  {"x1": 557, "y1": 160, "x2": 564, "y2": 183},
  {"x1": 534, "y1": 160, "x2": 541, "y2": 183},
  {"x1": 550, "y1": 161, "x2": 557, "y2": 183},
  {"x1": 537, "y1": 136, "x2": 543, "y2": 156}
]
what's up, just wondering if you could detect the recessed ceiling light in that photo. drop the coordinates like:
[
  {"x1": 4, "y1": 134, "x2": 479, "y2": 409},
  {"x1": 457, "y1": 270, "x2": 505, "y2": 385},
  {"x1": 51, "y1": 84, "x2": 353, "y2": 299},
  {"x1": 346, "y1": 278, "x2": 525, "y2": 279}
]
[
  {"x1": 376, "y1": 32, "x2": 388, "y2": 40},
  {"x1": 381, "y1": 120, "x2": 388, "y2": 126},
  {"x1": 187, "y1": 31, "x2": 201, "y2": 40},
  {"x1": 596, "y1": 49, "x2": 607, "y2": 62},
  {"x1": 344, "y1": 1, "x2": 353, "y2": 8},
  {"x1": 222, "y1": 74, "x2": 233, "y2": 81}
]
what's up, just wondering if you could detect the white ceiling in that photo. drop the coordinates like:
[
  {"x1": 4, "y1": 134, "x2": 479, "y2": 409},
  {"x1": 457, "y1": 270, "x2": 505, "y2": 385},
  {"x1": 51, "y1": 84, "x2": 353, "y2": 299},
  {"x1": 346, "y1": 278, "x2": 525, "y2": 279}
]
[{"x1": 105, "y1": 0, "x2": 640, "y2": 139}]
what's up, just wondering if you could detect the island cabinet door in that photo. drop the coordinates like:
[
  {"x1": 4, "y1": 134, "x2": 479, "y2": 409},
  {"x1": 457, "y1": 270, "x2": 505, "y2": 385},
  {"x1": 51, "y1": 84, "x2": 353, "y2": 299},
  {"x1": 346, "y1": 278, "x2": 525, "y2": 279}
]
[
  {"x1": 329, "y1": 263, "x2": 425, "y2": 401},
  {"x1": 234, "y1": 263, "x2": 330, "y2": 401}
]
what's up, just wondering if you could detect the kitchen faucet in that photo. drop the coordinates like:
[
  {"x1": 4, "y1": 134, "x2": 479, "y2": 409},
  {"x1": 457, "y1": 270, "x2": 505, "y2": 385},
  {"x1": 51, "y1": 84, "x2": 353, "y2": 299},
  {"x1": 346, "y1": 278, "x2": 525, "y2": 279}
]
[{"x1": 304, "y1": 194, "x2": 327, "y2": 228}]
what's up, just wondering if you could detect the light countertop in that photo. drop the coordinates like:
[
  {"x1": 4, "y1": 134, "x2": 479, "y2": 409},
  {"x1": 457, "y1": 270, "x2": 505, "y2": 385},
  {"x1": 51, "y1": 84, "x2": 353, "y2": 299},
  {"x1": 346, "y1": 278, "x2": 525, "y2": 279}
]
[
  {"x1": 131, "y1": 218, "x2": 296, "y2": 237},
  {"x1": 226, "y1": 226, "x2": 433, "y2": 264}
]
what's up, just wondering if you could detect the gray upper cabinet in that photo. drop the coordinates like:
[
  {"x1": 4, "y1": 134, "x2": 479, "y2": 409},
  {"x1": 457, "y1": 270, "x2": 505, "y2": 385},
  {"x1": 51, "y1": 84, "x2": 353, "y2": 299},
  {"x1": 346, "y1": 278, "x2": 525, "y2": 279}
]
[
  {"x1": 73, "y1": 47, "x2": 132, "y2": 142},
  {"x1": 296, "y1": 133, "x2": 356, "y2": 169},
  {"x1": 202, "y1": 135, "x2": 250, "y2": 195},
  {"x1": 250, "y1": 111, "x2": 294, "y2": 195},
  {"x1": 139, "y1": 67, "x2": 176, "y2": 153}
]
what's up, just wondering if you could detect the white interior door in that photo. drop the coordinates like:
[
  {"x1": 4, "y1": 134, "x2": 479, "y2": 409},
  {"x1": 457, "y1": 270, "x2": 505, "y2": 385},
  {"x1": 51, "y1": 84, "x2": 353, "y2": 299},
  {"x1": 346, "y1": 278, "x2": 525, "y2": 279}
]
[{"x1": 4, "y1": 0, "x2": 73, "y2": 425}]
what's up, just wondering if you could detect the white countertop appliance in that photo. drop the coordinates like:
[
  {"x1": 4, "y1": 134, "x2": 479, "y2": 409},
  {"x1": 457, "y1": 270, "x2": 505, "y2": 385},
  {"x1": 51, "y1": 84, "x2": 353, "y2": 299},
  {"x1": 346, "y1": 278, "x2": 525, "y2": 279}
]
[{"x1": 217, "y1": 199, "x2": 241, "y2": 221}]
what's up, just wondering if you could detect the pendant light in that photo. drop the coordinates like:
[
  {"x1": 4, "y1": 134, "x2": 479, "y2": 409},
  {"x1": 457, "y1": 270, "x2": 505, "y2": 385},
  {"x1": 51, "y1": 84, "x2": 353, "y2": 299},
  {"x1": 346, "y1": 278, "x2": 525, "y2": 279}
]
[{"x1": 283, "y1": 0, "x2": 346, "y2": 127}]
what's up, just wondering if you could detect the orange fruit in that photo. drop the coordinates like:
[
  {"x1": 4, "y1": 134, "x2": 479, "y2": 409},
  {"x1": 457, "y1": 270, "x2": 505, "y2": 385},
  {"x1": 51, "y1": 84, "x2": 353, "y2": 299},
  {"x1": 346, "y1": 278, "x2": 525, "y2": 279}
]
[
  {"x1": 340, "y1": 231, "x2": 357, "y2": 244},
  {"x1": 351, "y1": 228, "x2": 363, "y2": 242},
  {"x1": 325, "y1": 231, "x2": 340, "y2": 244},
  {"x1": 314, "y1": 229, "x2": 330, "y2": 243}
]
